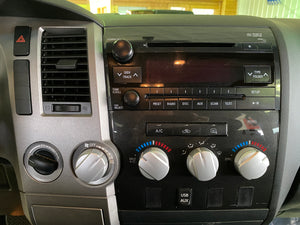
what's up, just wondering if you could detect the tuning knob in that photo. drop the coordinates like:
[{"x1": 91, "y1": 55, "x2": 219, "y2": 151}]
[
  {"x1": 123, "y1": 90, "x2": 140, "y2": 107},
  {"x1": 74, "y1": 148, "x2": 109, "y2": 185},
  {"x1": 234, "y1": 147, "x2": 270, "y2": 180},
  {"x1": 112, "y1": 39, "x2": 134, "y2": 63},
  {"x1": 138, "y1": 147, "x2": 169, "y2": 181},
  {"x1": 186, "y1": 147, "x2": 219, "y2": 181}
]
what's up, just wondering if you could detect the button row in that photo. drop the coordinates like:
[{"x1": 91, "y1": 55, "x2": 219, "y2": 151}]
[
  {"x1": 150, "y1": 87, "x2": 236, "y2": 96},
  {"x1": 150, "y1": 98, "x2": 275, "y2": 110},
  {"x1": 147, "y1": 186, "x2": 254, "y2": 208},
  {"x1": 147, "y1": 123, "x2": 228, "y2": 137},
  {"x1": 148, "y1": 87, "x2": 275, "y2": 97}
]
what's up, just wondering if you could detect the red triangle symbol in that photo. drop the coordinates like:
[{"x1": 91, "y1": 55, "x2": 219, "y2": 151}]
[{"x1": 16, "y1": 35, "x2": 26, "y2": 43}]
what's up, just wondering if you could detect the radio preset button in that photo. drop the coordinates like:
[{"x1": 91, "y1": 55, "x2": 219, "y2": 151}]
[
  {"x1": 244, "y1": 65, "x2": 272, "y2": 84},
  {"x1": 150, "y1": 99, "x2": 164, "y2": 110},
  {"x1": 193, "y1": 100, "x2": 206, "y2": 109},
  {"x1": 208, "y1": 100, "x2": 221, "y2": 109},
  {"x1": 164, "y1": 88, "x2": 178, "y2": 95},
  {"x1": 113, "y1": 67, "x2": 142, "y2": 84},
  {"x1": 194, "y1": 88, "x2": 207, "y2": 96},
  {"x1": 179, "y1": 88, "x2": 193, "y2": 95},
  {"x1": 165, "y1": 99, "x2": 178, "y2": 110},
  {"x1": 237, "y1": 97, "x2": 275, "y2": 109},
  {"x1": 221, "y1": 88, "x2": 236, "y2": 95},
  {"x1": 179, "y1": 99, "x2": 192, "y2": 110},
  {"x1": 237, "y1": 87, "x2": 275, "y2": 97},
  {"x1": 150, "y1": 88, "x2": 164, "y2": 95},
  {"x1": 208, "y1": 88, "x2": 221, "y2": 95},
  {"x1": 222, "y1": 100, "x2": 236, "y2": 109}
]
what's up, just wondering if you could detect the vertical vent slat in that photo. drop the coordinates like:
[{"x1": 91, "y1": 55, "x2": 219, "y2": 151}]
[{"x1": 41, "y1": 28, "x2": 90, "y2": 103}]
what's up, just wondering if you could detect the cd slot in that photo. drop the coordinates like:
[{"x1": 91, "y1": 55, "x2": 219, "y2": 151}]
[
  {"x1": 147, "y1": 42, "x2": 236, "y2": 48},
  {"x1": 145, "y1": 94, "x2": 245, "y2": 100}
]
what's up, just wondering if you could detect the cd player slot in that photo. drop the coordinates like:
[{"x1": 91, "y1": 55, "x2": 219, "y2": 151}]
[
  {"x1": 147, "y1": 42, "x2": 236, "y2": 48},
  {"x1": 145, "y1": 94, "x2": 245, "y2": 100}
]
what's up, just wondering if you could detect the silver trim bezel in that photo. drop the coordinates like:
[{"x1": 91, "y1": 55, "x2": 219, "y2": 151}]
[{"x1": 23, "y1": 141, "x2": 63, "y2": 183}]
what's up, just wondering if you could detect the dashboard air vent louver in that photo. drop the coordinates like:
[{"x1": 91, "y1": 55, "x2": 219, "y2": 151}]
[{"x1": 41, "y1": 28, "x2": 91, "y2": 114}]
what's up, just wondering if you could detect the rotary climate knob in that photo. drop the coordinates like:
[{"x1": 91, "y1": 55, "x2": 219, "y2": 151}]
[
  {"x1": 74, "y1": 148, "x2": 109, "y2": 185},
  {"x1": 138, "y1": 147, "x2": 169, "y2": 181},
  {"x1": 234, "y1": 147, "x2": 270, "y2": 180},
  {"x1": 187, "y1": 147, "x2": 219, "y2": 181}
]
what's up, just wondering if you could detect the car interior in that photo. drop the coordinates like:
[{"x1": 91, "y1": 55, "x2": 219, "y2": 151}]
[{"x1": 0, "y1": 0, "x2": 299, "y2": 224}]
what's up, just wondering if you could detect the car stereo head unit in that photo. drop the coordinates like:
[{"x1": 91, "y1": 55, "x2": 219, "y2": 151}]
[{"x1": 105, "y1": 27, "x2": 279, "y2": 111}]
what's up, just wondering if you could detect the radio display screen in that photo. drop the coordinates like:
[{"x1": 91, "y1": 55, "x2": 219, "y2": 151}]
[{"x1": 144, "y1": 53, "x2": 273, "y2": 85}]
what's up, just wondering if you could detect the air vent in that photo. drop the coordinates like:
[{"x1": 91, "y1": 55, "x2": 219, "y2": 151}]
[{"x1": 41, "y1": 28, "x2": 91, "y2": 115}]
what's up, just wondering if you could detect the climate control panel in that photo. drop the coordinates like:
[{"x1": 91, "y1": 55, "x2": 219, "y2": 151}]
[{"x1": 111, "y1": 110, "x2": 278, "y2": 211}]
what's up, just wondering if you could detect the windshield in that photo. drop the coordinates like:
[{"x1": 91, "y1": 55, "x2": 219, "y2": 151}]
[{"x1": 66, "y1": 0, "x2": 296, "y2": 18}]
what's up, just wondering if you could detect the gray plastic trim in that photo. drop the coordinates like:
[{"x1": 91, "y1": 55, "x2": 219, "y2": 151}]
[
  {"x1": 43, "y1": 102, "x2": 92, "y2": 115},
  {"x1": 0, "y1": 17, "x2": 120, "y2": 225},
  {"x1": 261, "y1": 18, "x2": 300, "y2": 224}
]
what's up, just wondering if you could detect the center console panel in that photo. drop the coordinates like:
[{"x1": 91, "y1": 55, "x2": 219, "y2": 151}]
[{"x1": 104, "y1": 26, "x2": 280, "y2": 224}]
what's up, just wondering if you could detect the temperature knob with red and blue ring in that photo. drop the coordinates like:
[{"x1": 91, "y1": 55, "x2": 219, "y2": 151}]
[
  {"x1": 232, "y1": 140, "x2": 270, "y2": 180},
  {"x1": 136, "y1": 140, "x2": 172, "y2": 181}
]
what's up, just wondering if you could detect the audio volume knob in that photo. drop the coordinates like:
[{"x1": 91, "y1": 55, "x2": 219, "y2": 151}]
[
  {"x1": 74, "y1": 148, "x2": 109, "y2": 185},
  {"x1": 234, "y1": 147, "x2": 270, "y2": 180},
  {"x1": 123, "y1": 90, "x2": 140, "y2": 107},
  {"x1": 187, "y1": 147, "x2": 219, "y2": 181},
  {"x1": 112, "y1": 39, "x2": 134, "y2": 63},
  {"x1": 138, "y1": 147, "x2": 169, "y2": 181}
]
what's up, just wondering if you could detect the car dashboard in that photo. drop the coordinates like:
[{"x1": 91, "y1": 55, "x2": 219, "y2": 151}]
[{"x1": 0, "y1": 1, "x2": 299, "y2": 225}]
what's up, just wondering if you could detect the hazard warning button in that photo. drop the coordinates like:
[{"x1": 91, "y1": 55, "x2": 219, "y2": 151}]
[{"x1": 14, "y1": 26, "x2": 31, "y2": 56}]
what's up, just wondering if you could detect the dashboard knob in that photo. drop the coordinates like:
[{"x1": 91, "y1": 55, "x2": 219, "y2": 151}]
[
  {"x1": 234, "y1": 147, "x2": 270, "y2": 180},
  {"x1": 112, "y1": 39, "x2": 134, "y2": 63},
  {"x1": 74, "y1": 148, "x2": 109, "y2": 184},
  {"x1": 138, "y1": 147, "x2": 169, "y2": 181},
  {"x1": 186, "y1": 147, "x2": 219, "y2": 181},
  {"x1": 28, "y1": 149, "x2": 58, "y2": 175},
  {"x1": 123, "y1": 90, "x2": 140, "y2": 107}
]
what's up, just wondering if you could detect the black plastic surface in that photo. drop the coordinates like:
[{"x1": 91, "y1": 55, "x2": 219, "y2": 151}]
[
  {"x1": 237, "y1": 187, "x2": 255, "y2": 207},
  {"x1": 145, "y1": 187, "x2": 162, "y2": 209},
  {"x1": 119, "y1": 209, "x2": 268, "y2": 224},
  {"x1": 13, "y1": 60, "x2": 32, "y2": 115},
  {"x1": 207, "y1": 188, "x2": 223, "y2": 208}
]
